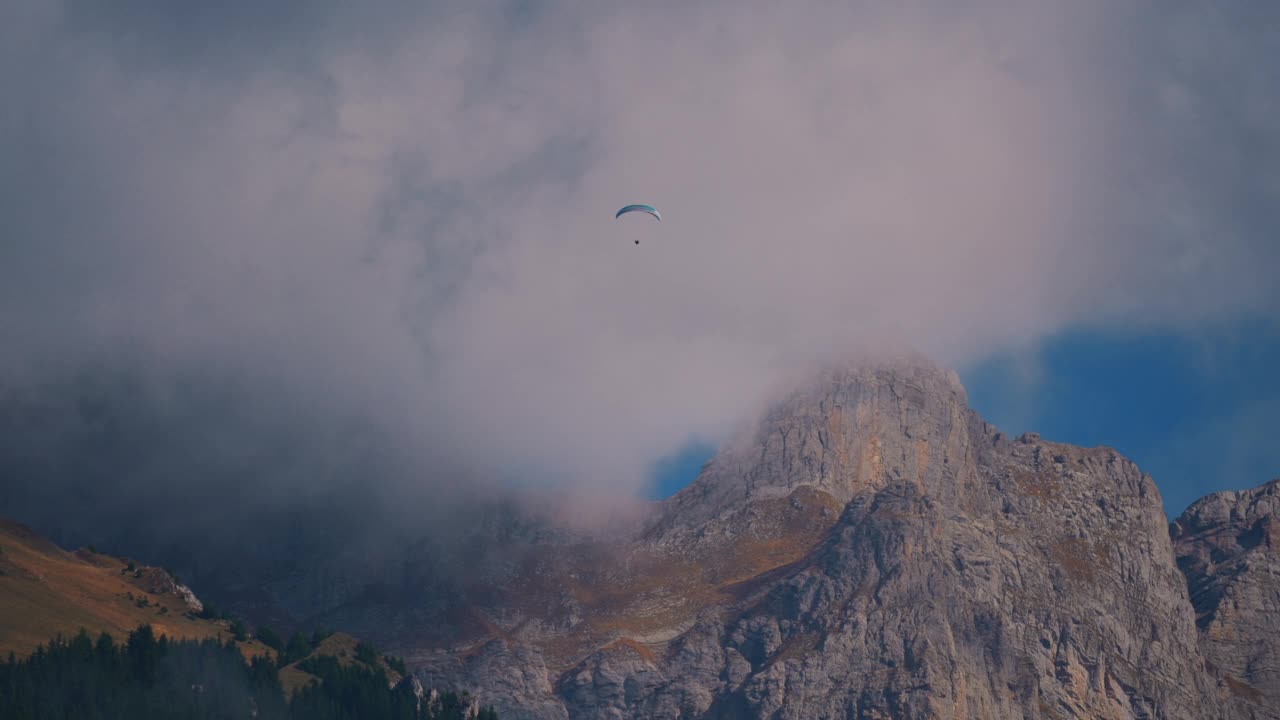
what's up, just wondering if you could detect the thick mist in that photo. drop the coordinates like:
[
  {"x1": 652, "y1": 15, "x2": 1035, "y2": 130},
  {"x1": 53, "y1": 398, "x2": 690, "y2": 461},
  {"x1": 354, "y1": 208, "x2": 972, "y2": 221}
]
[{"x1": 2, "y1": 1, "x2": 1278, "y2": 584}]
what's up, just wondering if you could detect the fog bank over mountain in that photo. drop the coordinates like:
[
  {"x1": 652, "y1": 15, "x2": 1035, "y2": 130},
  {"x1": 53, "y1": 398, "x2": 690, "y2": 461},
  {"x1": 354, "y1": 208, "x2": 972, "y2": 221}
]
[{"x1": 2, "y1": 0, "x2": 1278, "y2": 511}]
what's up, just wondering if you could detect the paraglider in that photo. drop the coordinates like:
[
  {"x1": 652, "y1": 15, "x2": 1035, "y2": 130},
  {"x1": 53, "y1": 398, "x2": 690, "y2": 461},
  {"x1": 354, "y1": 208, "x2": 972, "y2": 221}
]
[
  {"x1": 615, "y1": 204, "x2": 661, "y2": 244},
  {"x1": 615, "y1": 204, "x2": 661, "y2": 221}
]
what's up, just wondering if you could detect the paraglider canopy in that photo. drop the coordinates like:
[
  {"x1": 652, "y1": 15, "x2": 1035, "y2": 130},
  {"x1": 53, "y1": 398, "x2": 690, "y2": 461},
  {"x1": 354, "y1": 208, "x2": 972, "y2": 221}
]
[{"x1": 615, "y1": 204, "x2": 661, "y2": 221}]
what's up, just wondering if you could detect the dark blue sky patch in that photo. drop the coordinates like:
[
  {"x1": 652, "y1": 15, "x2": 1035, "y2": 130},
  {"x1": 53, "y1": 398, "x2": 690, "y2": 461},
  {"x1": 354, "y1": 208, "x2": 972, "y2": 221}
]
[
  {"x1": 963, "y1": 319, "x2": 1280, "y2": 517},
  {"x1": 644, "y1": 438, "x2": 716, "y2": 500}
]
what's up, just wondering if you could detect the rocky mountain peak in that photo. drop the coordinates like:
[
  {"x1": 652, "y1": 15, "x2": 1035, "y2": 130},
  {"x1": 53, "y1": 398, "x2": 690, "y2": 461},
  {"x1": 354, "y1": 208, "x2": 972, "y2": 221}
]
[
  {"x1": 647, "y1": 354, "x2": 972, "y2": 545},
  {"x1": 1171, "y1": 477, "x2": 1280, "y2": 542}
]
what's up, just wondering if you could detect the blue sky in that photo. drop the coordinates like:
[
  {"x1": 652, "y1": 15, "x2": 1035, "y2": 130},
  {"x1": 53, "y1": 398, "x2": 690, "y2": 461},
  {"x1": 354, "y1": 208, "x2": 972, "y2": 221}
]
[
  {"x1": 647, "y1": 319, "x2": 1280, "y2": 517},
  {"x1": 965, "y1": 320, "x2": 1280, "y2": 517}
]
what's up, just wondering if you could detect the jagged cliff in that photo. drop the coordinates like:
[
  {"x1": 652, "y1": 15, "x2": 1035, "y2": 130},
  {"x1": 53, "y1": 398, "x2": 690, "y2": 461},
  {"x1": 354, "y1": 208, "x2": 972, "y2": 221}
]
[
  {"x1": 1172, "y1": 479, "x2": 1280, "y2": 720},
  {"x1": 389, "y1": 356, "x2": 1276, "y2": 719}
]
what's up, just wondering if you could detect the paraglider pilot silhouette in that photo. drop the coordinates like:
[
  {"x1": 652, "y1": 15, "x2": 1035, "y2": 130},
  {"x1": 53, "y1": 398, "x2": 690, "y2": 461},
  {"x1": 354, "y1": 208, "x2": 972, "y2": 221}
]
[{"x1": 615, "y1": 204, "x2": 661, "y2": 244}]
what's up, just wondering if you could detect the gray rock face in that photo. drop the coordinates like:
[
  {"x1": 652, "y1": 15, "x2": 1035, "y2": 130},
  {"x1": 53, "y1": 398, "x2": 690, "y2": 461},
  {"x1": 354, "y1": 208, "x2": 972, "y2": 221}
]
[
  {"x1": 406, "y1": 639, "x2": 572, "y2": 720},
  {"x1": 1172, "y1": 479, "x2": 1280, "y2": 719},
  {"x1": 649, "y1": 354, "x2": 970, "y2": 541},
  {"x1": 401, "y1": 356, "x2": 1269, "y2": 719},
  {"x1": 683, "y1": 428, "x2": 1214, "y2": 720},
  {"x1": 395, "y1": 674, "x2": 426, "y2": 713}
]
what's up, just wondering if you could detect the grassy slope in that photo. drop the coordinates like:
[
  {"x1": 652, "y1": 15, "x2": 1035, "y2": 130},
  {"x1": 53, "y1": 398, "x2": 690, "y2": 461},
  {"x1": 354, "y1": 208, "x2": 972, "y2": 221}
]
[
  {"x1": 0, "y1": 517, "x2": 272, "y2": 661},
  {"x1": 499, "y1": 485, "x2": 844, "y2": 670}
]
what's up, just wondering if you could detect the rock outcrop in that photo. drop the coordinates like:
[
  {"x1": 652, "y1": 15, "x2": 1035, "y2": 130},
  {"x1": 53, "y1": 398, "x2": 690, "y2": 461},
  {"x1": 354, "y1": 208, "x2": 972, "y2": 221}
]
[
  {"x1": 126, "y1": 566, "x2": 205, "y2": 613},
  {"x1": 1172, "y1": 479, "x2": 1280, "y2": 719},
  {"x1": 396, "y1": 356, "x2": 1264, "y2": 719}
]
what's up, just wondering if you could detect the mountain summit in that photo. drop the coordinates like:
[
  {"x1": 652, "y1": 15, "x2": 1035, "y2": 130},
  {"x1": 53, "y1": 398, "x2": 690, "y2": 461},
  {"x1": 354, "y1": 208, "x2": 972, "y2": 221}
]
[{"x1": 648, "y1": 354, "x2": 969, "y2": 543}]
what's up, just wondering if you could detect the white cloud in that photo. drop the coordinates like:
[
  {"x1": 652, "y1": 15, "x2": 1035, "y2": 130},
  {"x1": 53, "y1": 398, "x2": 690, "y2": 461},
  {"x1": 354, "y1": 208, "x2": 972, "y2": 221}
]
[{"x1": 2, "y1": 0, "x2": 1277, "y2": 497}]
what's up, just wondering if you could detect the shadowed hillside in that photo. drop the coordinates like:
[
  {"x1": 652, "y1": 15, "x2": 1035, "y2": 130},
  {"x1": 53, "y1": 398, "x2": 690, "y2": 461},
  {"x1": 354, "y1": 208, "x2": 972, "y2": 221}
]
[{"x1": 0, "y1": 516, "x2": 271, "y2": 661}]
